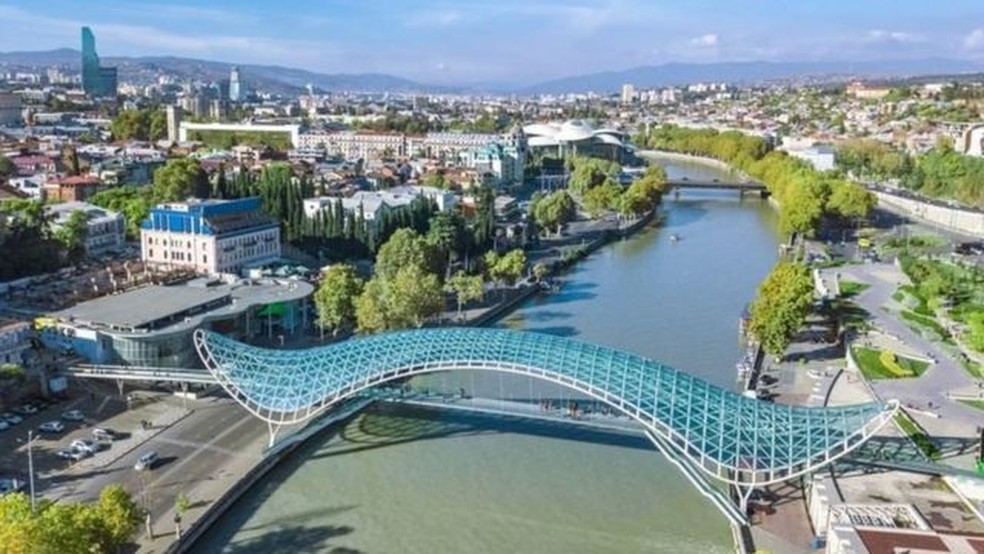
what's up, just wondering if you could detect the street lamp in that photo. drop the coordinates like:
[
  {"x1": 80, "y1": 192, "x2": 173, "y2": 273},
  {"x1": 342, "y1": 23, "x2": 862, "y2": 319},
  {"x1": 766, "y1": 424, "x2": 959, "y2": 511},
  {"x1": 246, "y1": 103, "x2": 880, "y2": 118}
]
[{"x1": 27, "y1": 430, "x2": 36, "y2": 513}]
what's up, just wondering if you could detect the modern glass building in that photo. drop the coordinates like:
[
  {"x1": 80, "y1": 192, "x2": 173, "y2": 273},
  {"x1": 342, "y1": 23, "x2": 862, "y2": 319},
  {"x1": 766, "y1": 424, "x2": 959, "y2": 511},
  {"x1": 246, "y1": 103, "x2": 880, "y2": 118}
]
[
  {"x1": 40, "y1": 277, "x2": 313, "y2": 368},
  {"x1": 81, "y1": 27, "x2": 117, "y2": 98}
]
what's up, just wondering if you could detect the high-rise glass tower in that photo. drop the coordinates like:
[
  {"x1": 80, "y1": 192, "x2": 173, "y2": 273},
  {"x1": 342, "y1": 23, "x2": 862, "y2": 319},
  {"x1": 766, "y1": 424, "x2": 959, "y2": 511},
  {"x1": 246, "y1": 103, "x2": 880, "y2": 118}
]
[
  {"x1": 81, "y1": 27, "x2": 100, "y2": 94},
  {"x1": 228, "y1": 66, "x2": 242, "y2": 102},
  {"x1": 81, "y1": 27, "x2": 117, "y2": 97}
]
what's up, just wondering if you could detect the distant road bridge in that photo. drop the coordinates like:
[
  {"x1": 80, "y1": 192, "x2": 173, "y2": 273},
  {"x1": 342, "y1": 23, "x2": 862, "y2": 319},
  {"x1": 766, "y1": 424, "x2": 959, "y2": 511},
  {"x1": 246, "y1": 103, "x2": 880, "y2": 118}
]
[{"x1": 665, "y1": 178, "x2": 768, "y2": 194}]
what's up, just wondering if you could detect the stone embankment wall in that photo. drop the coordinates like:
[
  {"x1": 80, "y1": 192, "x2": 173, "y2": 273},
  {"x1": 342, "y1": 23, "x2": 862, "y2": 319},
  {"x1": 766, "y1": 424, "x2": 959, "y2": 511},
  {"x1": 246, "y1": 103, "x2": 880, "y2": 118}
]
[{"x1": 874, "y1": 191, "x2": 984, "y2": 238}]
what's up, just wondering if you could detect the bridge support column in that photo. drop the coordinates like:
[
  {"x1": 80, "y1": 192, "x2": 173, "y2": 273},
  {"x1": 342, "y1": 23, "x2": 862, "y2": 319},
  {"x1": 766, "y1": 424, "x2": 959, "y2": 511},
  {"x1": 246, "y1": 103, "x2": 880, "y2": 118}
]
[
  {"x1": 266, "y1": 421, "x2": 282, "y2": 448},
  {"x1": 735, "y1": 485, "x2": 756, "y2": 516}
]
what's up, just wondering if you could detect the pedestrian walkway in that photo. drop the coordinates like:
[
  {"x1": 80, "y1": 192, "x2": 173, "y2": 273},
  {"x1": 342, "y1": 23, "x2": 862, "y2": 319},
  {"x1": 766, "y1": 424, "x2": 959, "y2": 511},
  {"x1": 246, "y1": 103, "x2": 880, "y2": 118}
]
[{"x1": 821, "y1": 264, "x2": 981, "y2": 432}]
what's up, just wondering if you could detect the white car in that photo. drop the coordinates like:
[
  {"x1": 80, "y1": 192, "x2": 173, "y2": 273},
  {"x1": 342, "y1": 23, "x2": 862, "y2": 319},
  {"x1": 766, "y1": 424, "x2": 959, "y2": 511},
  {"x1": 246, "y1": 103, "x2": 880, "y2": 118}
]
[
  {"x1": 70, "y1": 439, "x2": 102, "y2": 454},
  {"x1": 56, "y1": 447, "x2": 89, "y2": 461},
  {"x1": 1, "y1": 412, "x2": 23, "y2": 425},
  {"x1": 134, "y1": 450, "x2": 159, "y2": 471},
  {"x1": 61, "y1": 409, "x2": 85, "y2": 422},
  {"x1": 0, "y1": 421, "x2": 8, "y2": 431},
  {"x1": 38, "y1": 421, "x2": 65, "y2": 434},
  {"x1": 92, "y1": 428, "x2": 118, "y2": 441}
]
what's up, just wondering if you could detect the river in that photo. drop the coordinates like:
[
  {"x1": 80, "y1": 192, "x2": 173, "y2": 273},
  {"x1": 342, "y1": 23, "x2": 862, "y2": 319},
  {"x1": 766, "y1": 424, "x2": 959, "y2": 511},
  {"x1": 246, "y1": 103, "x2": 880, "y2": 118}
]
[{"x1": 191, "y1": 155, "x2": 782, "y2": 554}]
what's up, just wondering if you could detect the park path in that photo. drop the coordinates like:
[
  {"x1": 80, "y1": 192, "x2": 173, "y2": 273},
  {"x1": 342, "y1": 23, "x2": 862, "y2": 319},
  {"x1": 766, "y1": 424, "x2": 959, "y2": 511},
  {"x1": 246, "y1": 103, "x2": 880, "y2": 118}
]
[{"x1": 821, "y1": 263, "x2": 982, "y2": 429}]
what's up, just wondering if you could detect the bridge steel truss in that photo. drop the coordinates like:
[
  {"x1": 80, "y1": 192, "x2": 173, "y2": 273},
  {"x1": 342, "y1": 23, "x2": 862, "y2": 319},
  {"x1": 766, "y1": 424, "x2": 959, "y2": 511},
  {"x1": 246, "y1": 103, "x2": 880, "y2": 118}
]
[{"x1": 194, "y1": 327, "x2": 898, "y2": 491}]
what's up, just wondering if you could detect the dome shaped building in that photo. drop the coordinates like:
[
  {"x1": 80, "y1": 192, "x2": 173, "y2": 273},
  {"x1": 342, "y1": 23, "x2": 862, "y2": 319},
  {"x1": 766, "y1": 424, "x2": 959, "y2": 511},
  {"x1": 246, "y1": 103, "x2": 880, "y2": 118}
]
[{"x1": 522, "y1": 120, "x2": 632, "y2": 162}]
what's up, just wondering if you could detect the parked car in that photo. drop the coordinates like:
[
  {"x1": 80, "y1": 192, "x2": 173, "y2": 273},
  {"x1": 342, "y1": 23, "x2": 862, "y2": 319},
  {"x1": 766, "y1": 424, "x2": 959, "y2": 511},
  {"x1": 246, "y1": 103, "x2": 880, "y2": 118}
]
[
  {"x1": 61, "y1": 409, "x2": 85, "y2": 422},
  {"x1": 38, "y1": 421, "x2": 65, "y2": 434},
  {"x1": 0, "y1": 478, "x2": 25, "y2": 496},
  {"x1": 70, "y1": 439, "x2": 102, "y2": 454},
  {"x1": 1, "y1": 412, "x2": 23, "y2": 425},
  {"x1": 0, "y1": 421, "x2": 8, "y2": 431},
  {"x1": 92, "y1": 428, "x2": 119, "y2": 441},
  {"x1": 56, "y1": 447, "x2": 89, "y2": 462},
  {"x1": 134, "y1": 450, "x2": 159, "y2": 471},
  {"x1": 13, "y1": 405, "x2": 38, "y2": 416}
]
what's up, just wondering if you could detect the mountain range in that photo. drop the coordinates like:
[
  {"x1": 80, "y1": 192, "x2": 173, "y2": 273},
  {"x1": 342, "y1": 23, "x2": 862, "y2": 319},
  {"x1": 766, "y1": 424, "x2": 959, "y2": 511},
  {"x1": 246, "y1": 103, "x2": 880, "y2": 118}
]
[{"x1": 2, "y1": 48, "x2": 983, "y2": 94}]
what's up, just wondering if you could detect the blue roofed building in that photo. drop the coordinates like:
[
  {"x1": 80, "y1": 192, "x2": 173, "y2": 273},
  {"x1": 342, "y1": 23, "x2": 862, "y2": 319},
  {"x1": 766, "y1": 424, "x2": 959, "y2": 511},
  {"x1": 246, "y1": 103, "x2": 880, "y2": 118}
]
[{"x1": 140, "y1": 197, "x2": 281, "y2": 275}]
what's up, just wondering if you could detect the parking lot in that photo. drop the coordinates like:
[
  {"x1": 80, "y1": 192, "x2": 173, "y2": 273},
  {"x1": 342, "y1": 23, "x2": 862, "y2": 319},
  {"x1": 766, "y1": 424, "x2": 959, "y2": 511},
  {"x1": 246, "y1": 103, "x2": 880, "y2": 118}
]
[{"x1": 0, "y1": 384, "x2": 178, "y2": 498}]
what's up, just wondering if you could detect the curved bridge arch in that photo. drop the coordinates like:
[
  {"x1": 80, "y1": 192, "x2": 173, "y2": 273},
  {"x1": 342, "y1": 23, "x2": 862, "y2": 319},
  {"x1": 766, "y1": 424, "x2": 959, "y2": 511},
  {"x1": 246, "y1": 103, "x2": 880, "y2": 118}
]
[{"x1": 194, "y1": 328, "x2": 897, "y2": 487}]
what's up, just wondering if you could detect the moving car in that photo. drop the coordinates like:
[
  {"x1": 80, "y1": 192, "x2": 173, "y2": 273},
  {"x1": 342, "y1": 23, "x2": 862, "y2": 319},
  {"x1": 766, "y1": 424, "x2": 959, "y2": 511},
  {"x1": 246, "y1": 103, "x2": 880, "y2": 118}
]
[
  {"x1": 1, "y1": 412, "x2": 23, "y2": 425},
  {"x1": 61, "y1": 409, "x2": 85, "y2": 422},
  {"x1": 134, "y1": 451, "x2": 159, "y2": 471},
  {"x1": 38, "y1": 421, "x2": 65, "y2": 434}
]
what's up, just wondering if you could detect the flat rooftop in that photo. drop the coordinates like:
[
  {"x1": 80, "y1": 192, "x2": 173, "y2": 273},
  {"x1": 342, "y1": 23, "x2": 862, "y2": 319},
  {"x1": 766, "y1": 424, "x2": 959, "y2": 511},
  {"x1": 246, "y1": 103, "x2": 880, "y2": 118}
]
[
  {"x1": 50, "y1": 285, "x2": 230, "y2": 330},
  {"x1": 49, "y1": 278, "x2": 313, "y2": 333}
]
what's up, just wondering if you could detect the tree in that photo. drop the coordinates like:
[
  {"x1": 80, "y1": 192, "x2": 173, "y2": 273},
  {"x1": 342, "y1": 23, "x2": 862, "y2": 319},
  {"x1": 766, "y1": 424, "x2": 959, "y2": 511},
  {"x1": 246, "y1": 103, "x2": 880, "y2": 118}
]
[
  {"x1": 581, "y1": 178, "x2": 623, "y2": 216},
  {"x1": 355, "y1": 265, "x2": 443, "y2": 332},
  {"x1": 355, "y1": 277, "x2": 390, "y2": 333},
  {"x1": 0, "y1": 155, "x2": 15, "y2": 179},
  {"x1": 89, "y1": 186, "x2": 152, "y2": 240},
  {"x1": 749, "y1": 262, "x2": 814, "y2": 358},
  {"x1": 494, "y1": 248, "x2": 527, "y2": 287},
  {"x1": 96, "y1": 484, "x2": 141, "y2": 549},
  {"x1": 532, "y1": 190, "x2": 576, "y2": 236},
  {"x1": 111, "y1": 108, "x2": 167, "y2": 142},
  {"x1": 389, "y1": 264, "x2": 444, "y2": 328},
  {"x1": 314, "y1": 264, "x2": 364, "y2": 337},
  {"x1": 55, "y1": 210, "x2": 89, "y2": 264},
  {"x1": 152, "y1": 158, "x2": 208, "y2": 202},
  {"x1": 445, "y1": 271, "x2": 485, "y2": 316},
  {"x1": 374, "y1": 228, "x2": 438, "y2": 280},
  {"x1": 0, "y1": 484, "x2": 140, "y2": 554},
  {"x1": 827, "y1": 181, "x2": 877, "y2": 221},
  {"x1": 426, "y1": 212, "x2": 467, "y2": 278}
]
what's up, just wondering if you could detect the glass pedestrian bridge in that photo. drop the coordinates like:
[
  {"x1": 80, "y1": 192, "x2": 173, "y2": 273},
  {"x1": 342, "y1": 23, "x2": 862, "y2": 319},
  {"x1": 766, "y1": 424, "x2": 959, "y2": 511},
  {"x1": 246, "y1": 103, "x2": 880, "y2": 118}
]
[{"x1": 194, "y1": 327, "x2": 897, "y2": 488}]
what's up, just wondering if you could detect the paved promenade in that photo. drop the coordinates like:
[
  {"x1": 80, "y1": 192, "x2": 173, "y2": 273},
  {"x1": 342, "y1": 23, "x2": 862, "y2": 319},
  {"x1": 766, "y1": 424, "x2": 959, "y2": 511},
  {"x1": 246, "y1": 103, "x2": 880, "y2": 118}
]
[{"x1": 821, "y1": 263, "x2": 982, "y2": 431}]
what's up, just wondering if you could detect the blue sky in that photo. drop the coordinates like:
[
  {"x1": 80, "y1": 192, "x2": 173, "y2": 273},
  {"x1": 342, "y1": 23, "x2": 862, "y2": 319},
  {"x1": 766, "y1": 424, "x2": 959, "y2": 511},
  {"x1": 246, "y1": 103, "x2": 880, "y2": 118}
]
[{"x1": 1, "y1": 0, "x2": 983, "y2": 84}]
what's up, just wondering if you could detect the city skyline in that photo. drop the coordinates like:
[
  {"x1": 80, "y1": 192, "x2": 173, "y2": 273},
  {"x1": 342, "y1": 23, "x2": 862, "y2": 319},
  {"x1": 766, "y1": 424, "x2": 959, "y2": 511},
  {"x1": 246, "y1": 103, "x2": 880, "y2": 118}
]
[{"x1": 0, "y1": 0, "x2": 982, "y2": 85}]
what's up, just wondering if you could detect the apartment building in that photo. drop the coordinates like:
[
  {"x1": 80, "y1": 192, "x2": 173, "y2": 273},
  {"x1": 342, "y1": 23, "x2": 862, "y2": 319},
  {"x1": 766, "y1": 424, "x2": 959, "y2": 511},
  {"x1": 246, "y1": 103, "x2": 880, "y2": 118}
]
[{"x1": 140, "y1": 197, "x2": 280, "y2": 275}]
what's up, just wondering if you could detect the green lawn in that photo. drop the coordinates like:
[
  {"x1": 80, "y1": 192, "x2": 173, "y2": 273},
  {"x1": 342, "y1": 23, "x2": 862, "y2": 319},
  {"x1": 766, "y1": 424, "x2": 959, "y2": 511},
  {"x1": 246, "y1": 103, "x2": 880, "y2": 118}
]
[
  {"x1": 960, "y1": 357, "x2": 984, "y2": 379},
  {"x1": 899, "y1": 310, "x2": 951, "y2": 340},
  {"x1": 839, "y1": 281, "x2": 870, "y2": 299},
  {"x1": 852, "y1": 346, "x2": 930, "y2": 380},
  {"x1": 894, "y1": 413, "x2": 941, "y2": 460},
  {"x1": 958, "y1": 399, "x2": 984, "y2": 411}
]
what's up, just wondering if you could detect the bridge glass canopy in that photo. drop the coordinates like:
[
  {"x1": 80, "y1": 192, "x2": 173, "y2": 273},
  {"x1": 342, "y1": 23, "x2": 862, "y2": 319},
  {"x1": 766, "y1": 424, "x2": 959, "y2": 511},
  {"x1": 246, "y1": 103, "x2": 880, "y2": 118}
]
[{"x1": 195, "y1": 327, "x2": 896, "y2": 485}]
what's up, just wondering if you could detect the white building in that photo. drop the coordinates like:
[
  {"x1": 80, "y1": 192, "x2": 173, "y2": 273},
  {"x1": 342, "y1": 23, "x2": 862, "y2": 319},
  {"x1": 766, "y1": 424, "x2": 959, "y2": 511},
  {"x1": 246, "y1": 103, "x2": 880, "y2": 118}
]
[
  {"x1": 297, "y1": 131, "x2": 406, "y2": 159},
  {"x1": 8, "y1": 175, "x2": 45, "y2": 199},
  {"x1": 140, "y1": 197, "x2": 281, "y2": 275},
  {"x1": 621, "y1": 83, "x2": 635, "y2": 104},
  {"x1": 47, "y1": 201, "x2": 126, "y2": 255},
  {"x1": 786, "y1": 145, "x2": 837, "y2": 171},
  {"x1": 304, "y1": 185, "x2": 457, "y2": 222}
]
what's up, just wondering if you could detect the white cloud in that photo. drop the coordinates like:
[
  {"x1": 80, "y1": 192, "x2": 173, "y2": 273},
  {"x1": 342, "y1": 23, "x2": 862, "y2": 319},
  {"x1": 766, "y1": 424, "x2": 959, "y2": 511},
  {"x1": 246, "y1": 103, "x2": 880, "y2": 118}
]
[
  {"x1": 864, "y1": 29, "x2": 919, "y2": 43},
  {"x1": 690, "y1": 34, "x2": 719, "y2": 47},
  {"x1": 965, "y1": 29, "x2": 984, "y2": 50}
]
